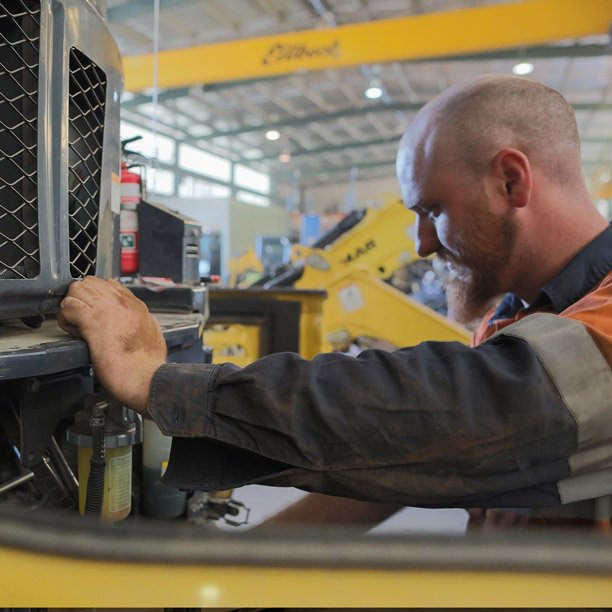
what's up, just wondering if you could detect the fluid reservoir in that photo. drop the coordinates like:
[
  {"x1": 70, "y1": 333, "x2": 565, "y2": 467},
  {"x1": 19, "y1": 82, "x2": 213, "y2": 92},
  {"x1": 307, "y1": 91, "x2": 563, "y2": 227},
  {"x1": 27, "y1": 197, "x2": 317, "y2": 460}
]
[
  {"x1": 67, "y1": 401, "x2": 142, "y2": 522},
  {"x1": 142, "y1": 419, "x2": 186, "y2": 518},
  {"x1": 77, "y1": 445, "x2": 132, "y2": 521}
]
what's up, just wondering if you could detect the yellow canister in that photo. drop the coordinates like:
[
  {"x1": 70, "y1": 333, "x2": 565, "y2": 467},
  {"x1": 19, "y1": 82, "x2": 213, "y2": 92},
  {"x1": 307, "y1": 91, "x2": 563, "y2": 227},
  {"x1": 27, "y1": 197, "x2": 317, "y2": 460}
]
[{"x1": 77, "y1": 445, "x2": 132, "y2": 522}]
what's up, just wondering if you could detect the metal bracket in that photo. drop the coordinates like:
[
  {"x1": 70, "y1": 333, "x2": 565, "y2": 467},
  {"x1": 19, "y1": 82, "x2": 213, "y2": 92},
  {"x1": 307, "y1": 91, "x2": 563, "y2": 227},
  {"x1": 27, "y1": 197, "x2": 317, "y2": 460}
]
[{"x1": 19, "y1": 369, "x2": 93, "y2": 467}]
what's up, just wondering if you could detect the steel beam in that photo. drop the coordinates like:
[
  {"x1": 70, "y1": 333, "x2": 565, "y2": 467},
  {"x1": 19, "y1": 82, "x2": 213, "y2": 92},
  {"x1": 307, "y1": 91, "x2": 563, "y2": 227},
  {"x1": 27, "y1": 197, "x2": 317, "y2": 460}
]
[
  {"x1": 124, "y1": 0, "x2": 612, "y2": 91},
  {"x1": 277, "y1": 158, "x2": 398, "y2": 180},
  {"x1": 441, "y1": 43, "x2": 611, "y2": 62},
  {"x1": 186, "y1": 102, "x2": 612, "y2": 142},
  {"x1": 573, "y1": 104, "x2": 612, "y2": 111},
  {"x1": 122, "y1": 87, "x2": 191, "y2": 108},
  {"x1": 281, "y1": 153, "x2": 611, "y2": 178},
  {"x1": 257, "y1": 134, "x2": 612, "y2": 165},
  {"x1": 250, "y1": 136, "x2": 400, "y2": 162},
  {"x1": 189, "y1": 103, "x2": 421, "y2": 141},
  {"x1": 122, "y1": 95, "x2": 612, "y2": 160},
  {"x1": 121, "y1": 76, "x2": 295, "y2": 108}
]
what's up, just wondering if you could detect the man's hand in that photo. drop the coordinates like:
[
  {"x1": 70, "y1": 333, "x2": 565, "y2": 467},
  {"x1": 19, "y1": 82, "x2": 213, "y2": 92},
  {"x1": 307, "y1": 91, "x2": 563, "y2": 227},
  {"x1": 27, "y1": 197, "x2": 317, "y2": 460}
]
[{"x1": 58, "y1": 277, "x2": 167, "y2": 415}]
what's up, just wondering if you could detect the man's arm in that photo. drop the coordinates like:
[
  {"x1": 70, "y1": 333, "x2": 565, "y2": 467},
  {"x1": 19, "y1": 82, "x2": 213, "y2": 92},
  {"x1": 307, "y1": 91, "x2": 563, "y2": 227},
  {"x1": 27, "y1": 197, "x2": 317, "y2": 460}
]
[
  {"x1": 58, "y1": 280, "x2": 609, "y2": 511},
  {"x1": 151, "y1": 320, "x2": 578, "y2": 509},
  {"x1": 59, "y1": 279, "x2": 404, "y2": 531}
]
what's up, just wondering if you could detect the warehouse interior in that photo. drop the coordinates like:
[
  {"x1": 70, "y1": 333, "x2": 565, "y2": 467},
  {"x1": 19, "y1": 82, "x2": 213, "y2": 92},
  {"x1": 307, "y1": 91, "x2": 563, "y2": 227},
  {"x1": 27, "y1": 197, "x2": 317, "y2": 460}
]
[
  {"x1": 3, "y1": 0, "x2": 612, "y2": 607},
  {"x1": 110, "y1": 0, "x2": 612, "y2": 277}
]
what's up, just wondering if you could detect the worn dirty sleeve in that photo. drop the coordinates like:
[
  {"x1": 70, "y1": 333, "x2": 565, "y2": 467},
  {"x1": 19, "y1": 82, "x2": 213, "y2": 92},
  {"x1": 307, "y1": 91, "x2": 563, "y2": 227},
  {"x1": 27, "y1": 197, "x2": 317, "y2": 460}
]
[{"x1": 148, "y1": 336, "x2": 576, "y2": 508}]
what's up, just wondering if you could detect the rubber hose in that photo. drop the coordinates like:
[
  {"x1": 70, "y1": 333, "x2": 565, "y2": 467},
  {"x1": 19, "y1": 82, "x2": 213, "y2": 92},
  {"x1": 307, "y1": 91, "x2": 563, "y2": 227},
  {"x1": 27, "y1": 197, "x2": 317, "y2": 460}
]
[{"x1": 84, "y1": 413, "x2": 106, "y2": 518}]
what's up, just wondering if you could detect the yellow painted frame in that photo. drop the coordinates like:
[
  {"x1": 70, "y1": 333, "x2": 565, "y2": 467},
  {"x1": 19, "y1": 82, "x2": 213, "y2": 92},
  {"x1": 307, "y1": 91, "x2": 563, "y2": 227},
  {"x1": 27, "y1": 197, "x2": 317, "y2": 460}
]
[{"x1": 3, "y1": 545, "x2": 612, "y2": 607}]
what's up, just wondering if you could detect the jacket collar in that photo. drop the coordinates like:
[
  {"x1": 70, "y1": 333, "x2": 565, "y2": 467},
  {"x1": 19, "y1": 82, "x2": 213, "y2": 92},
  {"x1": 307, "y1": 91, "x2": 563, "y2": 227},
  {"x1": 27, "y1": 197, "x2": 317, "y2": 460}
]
[{"x1": 490, "y1": 222, "x2": 612, "y2": 323}]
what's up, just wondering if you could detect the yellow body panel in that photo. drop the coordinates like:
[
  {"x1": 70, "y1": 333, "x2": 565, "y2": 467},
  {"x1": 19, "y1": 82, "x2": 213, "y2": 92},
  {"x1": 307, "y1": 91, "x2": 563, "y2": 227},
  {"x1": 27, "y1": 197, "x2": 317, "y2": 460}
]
[
  {"x1": 272, "y1": 289, "x2": 327, "y2": 360},
  {"x1": 292, "y1": 197, "x2": 471, "y2": 350},
  {"x1": 3, "y1": 545, "x2": 612, "y2": 608},
  {"x1": 293, "y1": 195, "x2": 419, "y2": 283},
  {"x1": 318, "y1": 266, "x2": 470, "y2": 352},
  {"x1": 124, "y1": 0, "x2": 612, "y2": 91},
  {"x1": 206, "y1": 289, "x2": 326, "y2": 362},
  {"x1": 205, "y1": 323, "x2": 261, "y2": 367}
]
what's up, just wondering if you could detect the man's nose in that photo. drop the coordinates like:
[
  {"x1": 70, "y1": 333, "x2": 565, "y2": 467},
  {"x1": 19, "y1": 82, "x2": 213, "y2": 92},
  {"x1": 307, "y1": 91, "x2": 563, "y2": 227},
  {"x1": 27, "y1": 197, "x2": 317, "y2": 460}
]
[{"x1": 415, "y1": 217, "x2": 442, "y2": 258}]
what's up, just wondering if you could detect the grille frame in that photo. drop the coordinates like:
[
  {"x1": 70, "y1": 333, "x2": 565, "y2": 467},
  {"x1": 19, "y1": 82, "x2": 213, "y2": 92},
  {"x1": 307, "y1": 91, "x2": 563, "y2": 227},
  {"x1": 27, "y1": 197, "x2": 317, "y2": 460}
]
[
  {"x1": 0, "y1": 0, "x2": 42, "y2": 281},
  {"x1": 0, "y1": 0, "x2": 122, "y2": 320}
]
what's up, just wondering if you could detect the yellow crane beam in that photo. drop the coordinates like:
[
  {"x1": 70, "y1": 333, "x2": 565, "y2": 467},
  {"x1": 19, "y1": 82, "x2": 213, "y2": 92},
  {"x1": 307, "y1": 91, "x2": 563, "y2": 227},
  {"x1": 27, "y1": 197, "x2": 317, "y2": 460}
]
[{"x1": 124, "y1": 0, "x2": 612, "y2": 91}]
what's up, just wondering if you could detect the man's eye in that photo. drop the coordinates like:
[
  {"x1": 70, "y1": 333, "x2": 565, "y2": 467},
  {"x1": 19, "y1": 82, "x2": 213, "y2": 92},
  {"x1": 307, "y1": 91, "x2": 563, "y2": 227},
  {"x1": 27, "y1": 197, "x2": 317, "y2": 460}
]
[{"x1": 427, "y1": 205, "x2": 441, "y2": 219}]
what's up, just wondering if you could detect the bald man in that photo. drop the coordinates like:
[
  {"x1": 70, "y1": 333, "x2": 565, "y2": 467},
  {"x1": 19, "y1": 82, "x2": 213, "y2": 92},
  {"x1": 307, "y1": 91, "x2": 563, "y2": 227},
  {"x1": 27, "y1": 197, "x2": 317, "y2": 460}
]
[{"x1": 59, "y1": 75, "x2": 612, "y2": 529}]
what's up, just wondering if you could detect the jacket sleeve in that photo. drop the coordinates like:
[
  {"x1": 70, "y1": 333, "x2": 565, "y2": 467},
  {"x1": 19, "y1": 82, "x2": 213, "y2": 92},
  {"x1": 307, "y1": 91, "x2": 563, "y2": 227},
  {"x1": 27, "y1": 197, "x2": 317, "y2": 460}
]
[{"x1": 145, "y1": 311, "x2": 612, "y2": 509}]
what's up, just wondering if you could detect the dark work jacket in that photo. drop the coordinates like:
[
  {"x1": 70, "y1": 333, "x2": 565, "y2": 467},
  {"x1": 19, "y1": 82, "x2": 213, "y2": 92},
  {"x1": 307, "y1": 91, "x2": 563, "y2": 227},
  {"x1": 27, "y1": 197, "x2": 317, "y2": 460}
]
[{"x1": 150, "y1": 224, "x2": 612, "y2": 521}]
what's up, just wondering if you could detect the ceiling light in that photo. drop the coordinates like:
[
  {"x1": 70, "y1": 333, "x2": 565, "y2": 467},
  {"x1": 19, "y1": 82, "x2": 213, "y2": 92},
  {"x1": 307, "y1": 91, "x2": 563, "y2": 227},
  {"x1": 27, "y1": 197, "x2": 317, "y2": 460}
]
[
  {"x1": 265, "y1": 129, "x2": 281, "y2": 141},
  {"x1": 365, "y1": 85, "x2": 383, "y2": 100},
  {"x1": 512, "y1": 62, "x2": 534, "y2": 76},
  {"x1": 278, "y1": 152, "x2": 291, "y2": 163}
]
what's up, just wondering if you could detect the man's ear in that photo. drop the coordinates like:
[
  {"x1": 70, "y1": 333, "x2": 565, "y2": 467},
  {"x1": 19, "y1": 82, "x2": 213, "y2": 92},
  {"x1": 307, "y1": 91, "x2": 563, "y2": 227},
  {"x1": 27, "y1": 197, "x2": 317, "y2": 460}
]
[{"x1": 492, "y1": 148, "x2": 532, "y2": 209}]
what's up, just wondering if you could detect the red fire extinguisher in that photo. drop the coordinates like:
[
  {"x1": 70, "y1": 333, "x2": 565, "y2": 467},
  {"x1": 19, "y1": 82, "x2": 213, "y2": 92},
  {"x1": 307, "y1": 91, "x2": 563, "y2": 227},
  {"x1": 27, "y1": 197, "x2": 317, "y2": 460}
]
[{"x1": 120, "y1": 161, "x2": 141, "y2": 275}]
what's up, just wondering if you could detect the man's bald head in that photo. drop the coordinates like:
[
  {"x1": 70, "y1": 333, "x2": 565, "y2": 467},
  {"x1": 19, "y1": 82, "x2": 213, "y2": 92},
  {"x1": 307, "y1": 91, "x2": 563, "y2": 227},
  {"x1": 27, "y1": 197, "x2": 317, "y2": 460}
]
[
  {"x1": 398, "y1": 75, "x2": 582, "y2": 187},
  {"x1": 395, "y1": 75, "x2": 607, "y2": 316}
]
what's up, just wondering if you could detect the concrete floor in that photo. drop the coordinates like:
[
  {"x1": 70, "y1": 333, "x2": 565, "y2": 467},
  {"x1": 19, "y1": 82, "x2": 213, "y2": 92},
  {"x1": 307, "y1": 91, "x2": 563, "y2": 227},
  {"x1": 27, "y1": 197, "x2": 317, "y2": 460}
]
[{"x1": 220, "y1": 485, "x2": 469, "y2": 534}]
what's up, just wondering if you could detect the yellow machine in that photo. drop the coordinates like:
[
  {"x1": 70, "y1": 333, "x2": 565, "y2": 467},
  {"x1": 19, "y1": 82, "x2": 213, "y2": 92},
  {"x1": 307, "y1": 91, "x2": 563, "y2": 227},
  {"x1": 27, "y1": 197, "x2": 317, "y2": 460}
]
[
  {"x1": 206, "y1": 287, "x2": 326, "y2": 365},
  {"x1": 291, "y1": 195, "x2": 420, "y2": 283},
  {"x1": 207, "y1": 197, "x2": 469, "y2": 368},
  {"x1": 257, "y1": 196, "x2": 471, "y2": 353},
  {"x1": 3, "y1": 509, "x2": 612, "y2": 607},
  {"x1": 296, "y1": 196, "x2": 469, "y2": 351},
  {"x1": 227, "y1": 247, "x2": 264, "y2": 288}
]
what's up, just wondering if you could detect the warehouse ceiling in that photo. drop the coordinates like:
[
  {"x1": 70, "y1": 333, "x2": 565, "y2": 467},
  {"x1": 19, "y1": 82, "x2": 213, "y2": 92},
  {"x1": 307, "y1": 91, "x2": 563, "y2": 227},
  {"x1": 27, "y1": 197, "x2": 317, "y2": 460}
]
[{"x1": 106, "y1": 0, "x2": 612, "y2": 197}]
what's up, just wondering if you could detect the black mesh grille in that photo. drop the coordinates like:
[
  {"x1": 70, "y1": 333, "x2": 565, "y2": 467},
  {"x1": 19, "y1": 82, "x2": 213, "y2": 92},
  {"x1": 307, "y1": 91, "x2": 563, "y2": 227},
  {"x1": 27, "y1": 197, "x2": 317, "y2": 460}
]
[
  {"x1": 68, "y1": 47, "x2": 106, "y2": 278},
  {"x1": 0, "y1": 0, "x2": 41, "y2": 280}
]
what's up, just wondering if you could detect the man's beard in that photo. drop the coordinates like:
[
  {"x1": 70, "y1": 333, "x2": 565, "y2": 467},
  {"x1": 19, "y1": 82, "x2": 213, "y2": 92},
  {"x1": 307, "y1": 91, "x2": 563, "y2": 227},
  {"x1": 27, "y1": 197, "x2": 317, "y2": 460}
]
[{"x1": 440, "y1": 198, "x2": 518, "y2": 326}]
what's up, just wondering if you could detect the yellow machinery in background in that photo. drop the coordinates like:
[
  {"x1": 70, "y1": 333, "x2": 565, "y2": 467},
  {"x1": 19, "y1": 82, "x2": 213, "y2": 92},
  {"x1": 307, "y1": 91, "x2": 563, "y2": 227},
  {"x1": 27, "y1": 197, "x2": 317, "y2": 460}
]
[
  {"x1": 206, "y1": 287, "x2": 326, "y2": 365},
  {"x1": 227, "y1": 247, "x2": 264, "y2": 288},
  {"x1": 290, "y1": 195, "x2": 419, "y2": 282},
  {"x1": 207, "y1": 196, "x2": 469, "y2": 367},
  {"x1": 288, "y1": 196, "x2": 470, "y2": 351}
]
